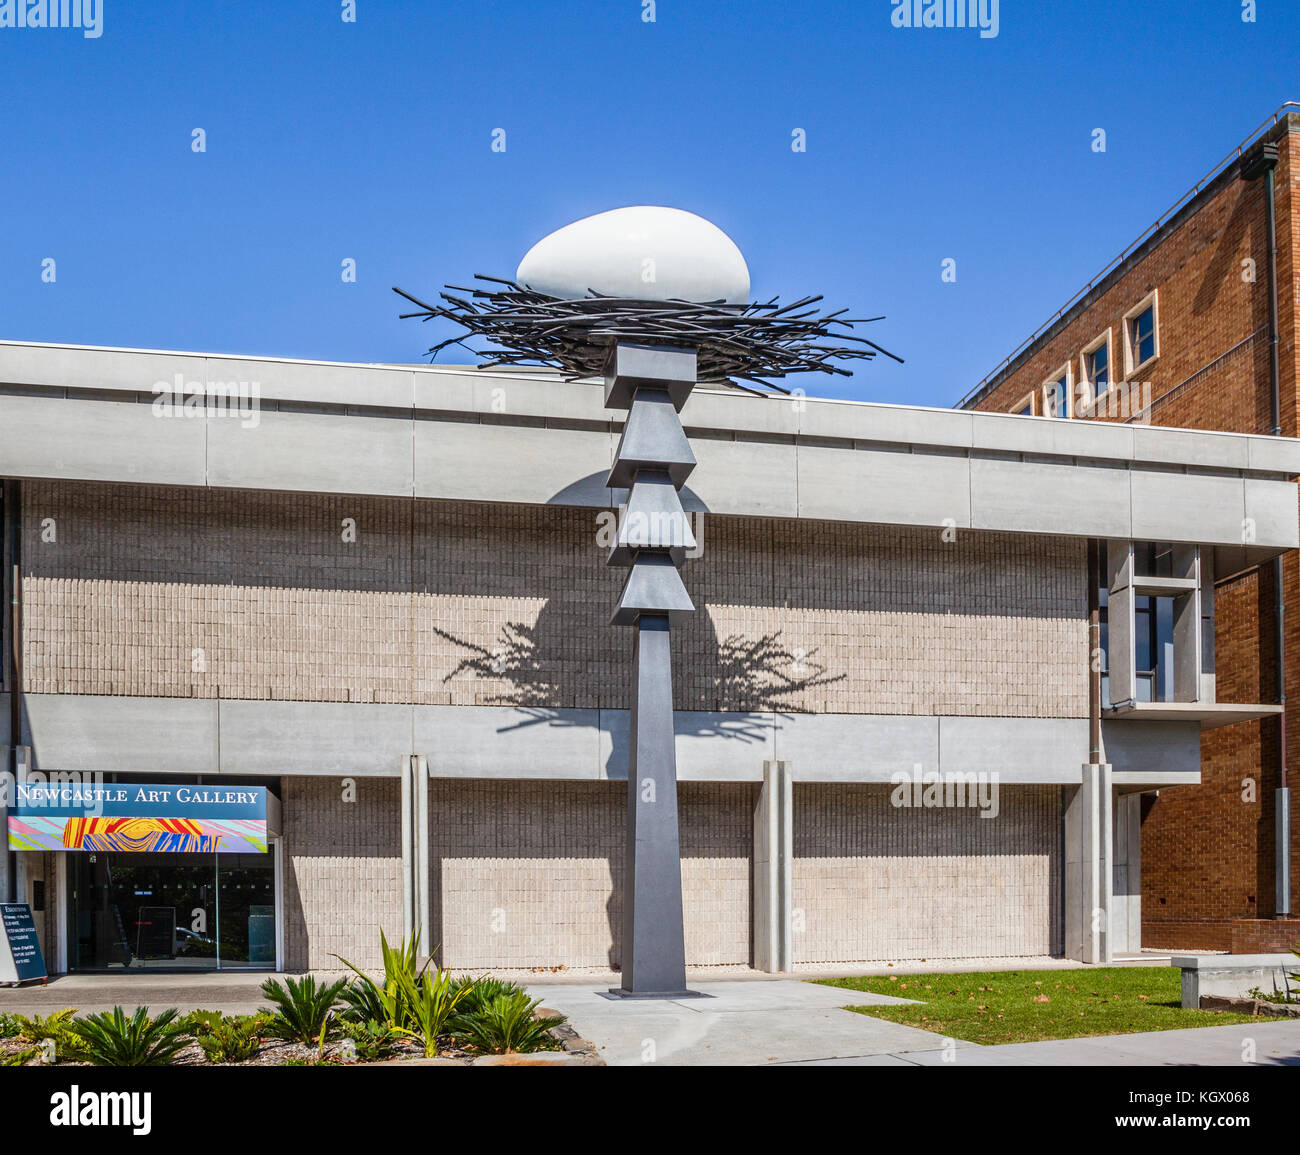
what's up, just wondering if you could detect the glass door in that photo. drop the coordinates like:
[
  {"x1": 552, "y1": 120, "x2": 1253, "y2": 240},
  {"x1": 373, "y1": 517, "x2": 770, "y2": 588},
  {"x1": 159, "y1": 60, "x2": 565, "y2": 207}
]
[
  {"x1": 68, "y1": 852, "x2": 217, "y2": 970},
  {"x1": 67, "y1": 849, "x2": 276, "y2": 971},
  {"x1": 215, "y1": 853, "x2": 277, "y2": 968}
]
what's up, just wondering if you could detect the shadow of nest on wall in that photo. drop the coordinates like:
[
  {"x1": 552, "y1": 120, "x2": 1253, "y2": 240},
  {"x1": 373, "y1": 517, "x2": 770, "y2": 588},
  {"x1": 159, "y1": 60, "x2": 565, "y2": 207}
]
[{"x1": 430, "y1": 621, "x2": 846, "y2": 745}]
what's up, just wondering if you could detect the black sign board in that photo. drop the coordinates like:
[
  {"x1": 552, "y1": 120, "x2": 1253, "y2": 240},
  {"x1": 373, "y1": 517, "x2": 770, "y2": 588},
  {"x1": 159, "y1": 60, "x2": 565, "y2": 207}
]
[{"x1": 0, "y1": 903, "x2": 47, "y2": 984}]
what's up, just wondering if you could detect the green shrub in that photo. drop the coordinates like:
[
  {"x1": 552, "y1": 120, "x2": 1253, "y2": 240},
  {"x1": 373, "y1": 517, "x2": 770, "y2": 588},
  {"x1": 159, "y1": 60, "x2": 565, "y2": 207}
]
[
  {"x1": 69, "y1": 1006, "x2": 190, "y2": 1067},
  {"x1": 0, "y1": 1013, "x2": 19, "y2": 1039},
  {"x1": 14, "y1": 1009, "x2": 89, "y2": 1062},
  {"x1": 260, "y1": 975, "x2": 346, "y2": 1045},
  {"x1": 336, "y1": 929, "x2": 427, "y2": 1030},
  {"x1": 450, "y1": 975, "x2": 526, "y2": 1015},
  {"x1": 196, "y1": 1014, "x2": 263, "y2": 1063},
  {"x1": 338, "y1": 1018, "x2": 401, "y2": 1062},
  {"x1": 15, "y1": 1008, "x2": 76, "y2": 1042},
  {"x1": 339, "y1": 976, "x2": 388, "y2": 1025},
  {"x1": 2, "y1": 1046, "x2": 39, "y2": 1066},
  {"x1": 452, "y1": 990, "x2": 563, "y2": 1054},
  {"x1": 396, "y1": 966, "x2": 468, "y2": 1058},
  {"x1": 338, "y1": 930, "x2": 468, "y2": 1057},
  {"x1": 180, "y1": 1008, "x2": 226, "y2": 1035}
]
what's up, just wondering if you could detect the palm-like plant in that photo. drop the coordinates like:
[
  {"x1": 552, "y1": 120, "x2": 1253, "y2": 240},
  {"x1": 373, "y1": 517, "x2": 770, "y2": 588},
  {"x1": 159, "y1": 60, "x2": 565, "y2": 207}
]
[
  {"x1": 337, "y1": 928, "x2": 428, "y2": 1030},
  {"x1": 338, "y1": 929, "x2": 468, "y2": 1057},
  {"x1": 452, "y1": 991, "x2": 563, "y2": 1055},
  {"x1": 260, "y1": 975, "x2": 346, "y2": 1045},
  {"x1": 395, "y1": 965, "x2": 470, "y2": 1058},
  {"x1": 69, "y1": 1006, "x2": 191, "y2": 1067}
]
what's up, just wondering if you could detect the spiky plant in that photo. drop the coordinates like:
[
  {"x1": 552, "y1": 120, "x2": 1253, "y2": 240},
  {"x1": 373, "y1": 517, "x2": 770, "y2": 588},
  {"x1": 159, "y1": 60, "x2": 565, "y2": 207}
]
[
  {"x1": 69, "y1": 1006, "x2": 190, "y2": 1067},
  {"x1": 260, "y1": 975, "x2": 346, "y2": 1045},
  {"x1": 452, "y1": 991, "x2": 564, "y2": 1055}
]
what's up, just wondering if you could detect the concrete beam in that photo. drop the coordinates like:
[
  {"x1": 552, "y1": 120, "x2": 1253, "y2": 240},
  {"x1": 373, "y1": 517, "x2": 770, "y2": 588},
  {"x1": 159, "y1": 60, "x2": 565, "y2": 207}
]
[
  {"x1": 17, "y1": 695, "x2": 1110, "y2": 785},
  {"x1": 3, "y1": 343, "x2": 1296, "y2": 552}
]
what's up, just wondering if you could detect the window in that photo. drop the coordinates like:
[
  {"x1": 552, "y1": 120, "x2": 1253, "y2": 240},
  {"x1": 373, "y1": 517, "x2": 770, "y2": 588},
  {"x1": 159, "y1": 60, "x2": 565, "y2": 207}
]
[
  {"x1": 1012, "y1": 391, "x2": 1034, "y2": 416},
  {"x1": 1042, "y1": 365, "x2": 1071, "y2": 418},
  {"x1": 1099, "y1": 541, "x2": 1178, "y2": 706},
  {"x1": 1079, "y1": 330, "x2": 1112, "y2": 413},
  {"x1": 1124, "y1": 291, "x2": 1160, "y2": 375}
]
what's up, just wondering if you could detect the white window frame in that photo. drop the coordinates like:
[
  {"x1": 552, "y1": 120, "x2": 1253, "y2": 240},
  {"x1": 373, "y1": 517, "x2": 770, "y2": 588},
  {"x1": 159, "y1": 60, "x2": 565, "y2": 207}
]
[
  {"x1": 1123, "y1": 290, "x2": 1160, "y2": 378},
  {"x1": 1041, "y1": 363, "x2": 1073, "y2": 419},
  {"x1": 1012, "y1": 390, "x2": 1036, "y2": 416},
  {"x1": 1078, "y1": 328, "x2": 1114, "y2": 417}
]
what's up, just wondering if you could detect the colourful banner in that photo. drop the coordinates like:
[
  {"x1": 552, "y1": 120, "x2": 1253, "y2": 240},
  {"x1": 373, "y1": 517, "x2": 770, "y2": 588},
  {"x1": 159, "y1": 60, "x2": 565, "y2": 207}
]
[{"x1": 7, "y1": 783, "x2": 268, "y2": 854}]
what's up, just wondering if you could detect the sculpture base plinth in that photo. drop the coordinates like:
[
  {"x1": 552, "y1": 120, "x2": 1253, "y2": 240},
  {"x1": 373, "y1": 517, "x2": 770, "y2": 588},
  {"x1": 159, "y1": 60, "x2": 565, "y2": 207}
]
[{"x1": 603, "y1": 987, "x2": 708, "y2": 1000}]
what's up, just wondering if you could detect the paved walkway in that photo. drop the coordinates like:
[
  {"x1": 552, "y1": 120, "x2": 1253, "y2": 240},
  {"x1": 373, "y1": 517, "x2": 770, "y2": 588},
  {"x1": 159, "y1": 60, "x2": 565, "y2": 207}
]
[
  {"x1": 0, "y1": 972, "x2": 270, "y2": 1017},
  {"x1": 524, "y1": 979, "x2": 943, "y2": 1065},
  {"x1": 526, "y1": 979, "x2": 1300, "y2": 1067},
  {"x1": 783, "y1": 1021, "x2": 1300, "y2": 1066}
]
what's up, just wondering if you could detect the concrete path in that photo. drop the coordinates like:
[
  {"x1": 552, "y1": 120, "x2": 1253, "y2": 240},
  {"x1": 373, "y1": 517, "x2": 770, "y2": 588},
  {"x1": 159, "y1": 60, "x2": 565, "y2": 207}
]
[
  {"x1": 0, "y1": 973, "x2": 271, "y2": 1017},
  {"x1": 830, "y1": 1020, "x2": 1300, "y2": 1067},
  {"x1": 523, "y1": 979, "x2": 952, "y2": 1066},
  {"x1": 528, "y1": 979, "x2": 1300, "y2": 1066}
]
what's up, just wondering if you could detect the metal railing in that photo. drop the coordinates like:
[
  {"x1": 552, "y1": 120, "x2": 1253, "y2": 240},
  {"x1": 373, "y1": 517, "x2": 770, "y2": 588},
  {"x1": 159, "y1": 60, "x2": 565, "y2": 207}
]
[{"x1": 956, "y1": 101, "x2": 1300, "y2": 410}]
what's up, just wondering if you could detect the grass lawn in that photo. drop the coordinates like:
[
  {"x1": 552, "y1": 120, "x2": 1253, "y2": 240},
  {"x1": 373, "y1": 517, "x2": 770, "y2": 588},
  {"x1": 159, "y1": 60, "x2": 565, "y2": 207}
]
[{"x1": 816, "y1": 967, "x2": 1261, "y2": 1045}]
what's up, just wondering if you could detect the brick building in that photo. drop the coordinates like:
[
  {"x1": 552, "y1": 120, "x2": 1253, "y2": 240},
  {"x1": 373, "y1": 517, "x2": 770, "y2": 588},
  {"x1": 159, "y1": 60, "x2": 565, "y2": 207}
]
[
  {"x1": 1, "y1": 339, "x2": 1296, "y2": 974},
  {"x1": 958, "y1": 104, "x2": 1300, "y2": 952}
]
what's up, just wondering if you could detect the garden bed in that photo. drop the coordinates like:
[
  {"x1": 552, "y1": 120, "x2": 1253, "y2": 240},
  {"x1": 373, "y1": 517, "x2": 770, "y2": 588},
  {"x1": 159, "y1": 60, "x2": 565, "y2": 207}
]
[{"x1": 0, "y1": 930, "x2": 601, "y2": 1067}]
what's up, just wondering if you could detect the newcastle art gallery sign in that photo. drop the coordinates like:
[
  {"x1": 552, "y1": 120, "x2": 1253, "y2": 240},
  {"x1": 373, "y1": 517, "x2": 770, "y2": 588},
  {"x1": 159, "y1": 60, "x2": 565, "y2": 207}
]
[{"x1": 7, "y1": 783, "x2": 269, "y2": 854}]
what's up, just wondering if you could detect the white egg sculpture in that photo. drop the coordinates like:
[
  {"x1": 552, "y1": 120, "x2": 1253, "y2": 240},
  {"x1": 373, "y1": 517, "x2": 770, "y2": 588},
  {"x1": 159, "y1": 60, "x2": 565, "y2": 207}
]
[{"x1": 516, "y1": 206, "x2": 751, "y2": 304}]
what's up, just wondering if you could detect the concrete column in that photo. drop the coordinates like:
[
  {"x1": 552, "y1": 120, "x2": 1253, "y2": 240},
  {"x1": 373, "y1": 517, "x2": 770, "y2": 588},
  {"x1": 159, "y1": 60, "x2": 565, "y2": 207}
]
[
  {"x1": 1172, "y1": 546, "x2": 1203, "y2": 703},
  {"x1": 3, "y1": 747, "x2": 33, "y2": 909},
  {"x1": 400, "y1": 755, "x2": 430, "y2": 949},
  {"x1": 1199, "y1": 549, "x2": 1217, "y2": 702},
  {"x1": 1064, "y1": 762, "x2": 1113, "y2": 963},
  {"x1": 1111, "y1": 790, "x2": 1143, "y2": 955},
  {"x1": 413, "y1": 756, "x2": 430, "y2": 951},
  {"x1": 1106, "y1": 541, "x2": 1136, "y2": 707},
  {"x1": 753, "y1": 759, "x2": 792, "y2": 973},
  {"x1": 0, "y1": 745, "x2": 11, "y2": 904}
]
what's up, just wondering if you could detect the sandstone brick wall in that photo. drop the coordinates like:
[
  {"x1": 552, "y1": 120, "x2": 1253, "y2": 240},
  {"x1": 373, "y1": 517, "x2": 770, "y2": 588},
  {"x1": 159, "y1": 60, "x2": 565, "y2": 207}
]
[
  {"x1": 428, "y1": 780, "x2": 754, "y2": 970},
  {"x1": 20, "y1": 480, "x2": 1087, "y2": 718},
  {"x1": 791, "y1": 784, "x2": 1062, "y2": 962},
  {"x1": 280, "y1": 776, "x2": 403, "y2": 970},
  {"x1": 968, "y1": 122, "x2": 1300, "y2": 945}
]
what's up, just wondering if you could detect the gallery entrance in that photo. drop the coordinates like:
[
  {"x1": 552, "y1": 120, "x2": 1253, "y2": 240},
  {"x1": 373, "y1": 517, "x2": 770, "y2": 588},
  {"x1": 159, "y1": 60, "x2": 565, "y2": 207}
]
[{"x1": 66, "y1": 851, "x2": 276, "y2": 971}]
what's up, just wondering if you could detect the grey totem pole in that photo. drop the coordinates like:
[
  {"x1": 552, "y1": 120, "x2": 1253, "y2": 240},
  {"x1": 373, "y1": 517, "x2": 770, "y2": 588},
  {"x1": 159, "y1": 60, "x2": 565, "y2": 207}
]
[{"x1": 396, "y1": 206, "x2": 898, "y2": 997}]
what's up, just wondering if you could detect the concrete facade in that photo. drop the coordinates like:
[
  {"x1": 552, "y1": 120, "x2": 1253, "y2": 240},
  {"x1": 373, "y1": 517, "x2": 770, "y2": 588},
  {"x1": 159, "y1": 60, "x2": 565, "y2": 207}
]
[{"x1": 2, "y1": 338, "x2": 1298, "y2": 973}]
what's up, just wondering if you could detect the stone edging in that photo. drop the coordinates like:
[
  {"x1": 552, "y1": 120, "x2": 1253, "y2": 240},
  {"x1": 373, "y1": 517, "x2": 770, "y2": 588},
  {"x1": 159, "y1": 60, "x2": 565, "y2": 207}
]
[{"x1": 1200, "y1": 994, "x2": 1300, "y2": 1018}]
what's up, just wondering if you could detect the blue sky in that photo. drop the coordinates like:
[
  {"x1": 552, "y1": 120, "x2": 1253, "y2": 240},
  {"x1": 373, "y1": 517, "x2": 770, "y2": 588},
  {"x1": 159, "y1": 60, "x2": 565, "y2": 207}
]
[{"x1": 1, "y1": 0, "x2": 1296, "y2": 407}]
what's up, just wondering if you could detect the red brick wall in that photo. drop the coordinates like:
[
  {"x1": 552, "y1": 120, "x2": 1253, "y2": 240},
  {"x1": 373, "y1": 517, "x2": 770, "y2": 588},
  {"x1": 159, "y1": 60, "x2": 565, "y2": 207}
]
[
  {"x1": 968, "y1": 121, "x2": 1300, "y2": 949},
  {"x1": 1230, "y1": 919, "x2": 1300, "y2": 954}
]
